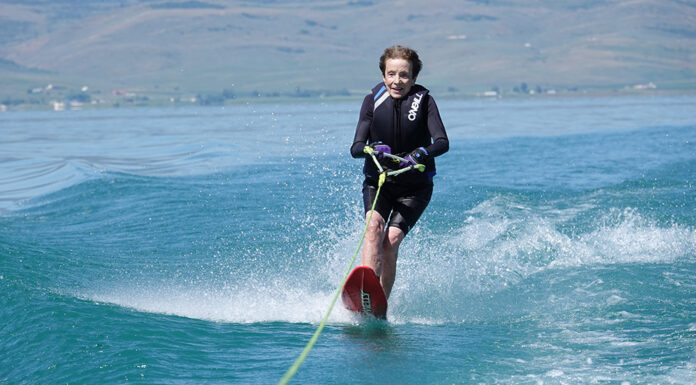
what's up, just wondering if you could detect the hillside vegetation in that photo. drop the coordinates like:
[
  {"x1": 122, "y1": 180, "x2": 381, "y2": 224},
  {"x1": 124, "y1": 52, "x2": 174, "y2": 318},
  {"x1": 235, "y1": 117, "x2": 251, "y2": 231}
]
[{"x1": 1, "y1": 0, "x2": 695, "y2": 108}]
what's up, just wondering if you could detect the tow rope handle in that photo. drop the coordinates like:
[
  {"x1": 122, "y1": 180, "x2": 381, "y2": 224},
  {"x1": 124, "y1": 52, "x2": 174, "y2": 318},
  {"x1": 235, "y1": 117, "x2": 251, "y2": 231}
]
[{"x1": 363, "y1": 145, "x2": 426, "y2": 176}]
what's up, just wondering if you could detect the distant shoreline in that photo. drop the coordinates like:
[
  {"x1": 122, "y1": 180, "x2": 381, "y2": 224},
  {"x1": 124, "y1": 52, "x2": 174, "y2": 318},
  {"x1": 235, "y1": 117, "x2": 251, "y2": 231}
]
[{"x1": 2, "y1": 87, "x2": 695, "y2": 112}]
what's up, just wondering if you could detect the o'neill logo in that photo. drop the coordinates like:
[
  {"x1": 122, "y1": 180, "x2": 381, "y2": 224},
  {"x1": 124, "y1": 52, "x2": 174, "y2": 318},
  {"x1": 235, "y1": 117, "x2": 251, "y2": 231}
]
[
  {"x1": 360, "y1": 290, "x2": 372, "y2": 314},
  {"x1": 408, "y1": 92, "x2": 424, "y2": 121}
]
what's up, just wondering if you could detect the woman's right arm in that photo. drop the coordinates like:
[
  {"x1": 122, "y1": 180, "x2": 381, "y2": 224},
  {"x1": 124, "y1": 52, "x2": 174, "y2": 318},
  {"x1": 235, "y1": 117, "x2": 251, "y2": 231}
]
[{"x1": 350, "y1": 94, "x2": 374, "y2": 158}]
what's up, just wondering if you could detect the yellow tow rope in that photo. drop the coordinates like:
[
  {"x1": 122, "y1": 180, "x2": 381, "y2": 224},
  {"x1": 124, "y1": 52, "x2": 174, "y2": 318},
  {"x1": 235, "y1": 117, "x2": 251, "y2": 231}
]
[{"x1": 277, "y1": 146, "x2": 423, "y2": 385}]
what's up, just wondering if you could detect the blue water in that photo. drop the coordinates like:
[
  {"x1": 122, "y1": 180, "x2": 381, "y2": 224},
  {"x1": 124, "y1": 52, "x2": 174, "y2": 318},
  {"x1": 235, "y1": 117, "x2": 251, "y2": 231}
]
[{"x1": 1, "y1": 95, "x2": 695, "y2": 384}]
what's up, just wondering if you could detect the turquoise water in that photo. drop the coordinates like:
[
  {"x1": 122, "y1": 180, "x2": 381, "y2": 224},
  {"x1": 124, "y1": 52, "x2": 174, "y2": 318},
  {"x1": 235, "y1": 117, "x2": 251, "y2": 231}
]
[{"x1": 1, "y1": 95, "x2": 695, "y2": 384}]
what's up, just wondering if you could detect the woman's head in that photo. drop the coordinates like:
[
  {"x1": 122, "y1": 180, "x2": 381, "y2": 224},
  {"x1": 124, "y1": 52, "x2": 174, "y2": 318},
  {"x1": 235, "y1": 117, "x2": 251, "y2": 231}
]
[
  {"x1": 379, "y1": 45, "x2": 422, "y2": 99},
  {"x1": 379, "y1": 45, "x2": 422, "y2": 79}
]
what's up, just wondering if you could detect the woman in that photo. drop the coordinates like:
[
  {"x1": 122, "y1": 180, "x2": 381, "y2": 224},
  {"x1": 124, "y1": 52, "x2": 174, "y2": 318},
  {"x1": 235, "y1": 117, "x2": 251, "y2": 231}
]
[{"x1": 350, "y1": 45, "x2": 449, "y2": 299}]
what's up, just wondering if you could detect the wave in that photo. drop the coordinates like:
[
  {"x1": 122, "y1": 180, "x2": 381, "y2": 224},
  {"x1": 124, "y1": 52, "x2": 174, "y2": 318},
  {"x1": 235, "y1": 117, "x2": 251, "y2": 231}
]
[
  {"x1": 0, "y1": 104, "x2": 348, "y2": 214},
  {"x1": 385, "y1": 195, "x2": 696, "y2": 323},
  {"x1": 0, "y1": 159, "x2": 95, "y2": 212},
  {"x1": 78, "y1": 194, "x2": 696, "y2": 325},
  {"x1": 84, "y1": 282, "x2": 358, "y2": 325},
  {"x1": 0, "y1": 143, "x2": 265, "y2": 213}
]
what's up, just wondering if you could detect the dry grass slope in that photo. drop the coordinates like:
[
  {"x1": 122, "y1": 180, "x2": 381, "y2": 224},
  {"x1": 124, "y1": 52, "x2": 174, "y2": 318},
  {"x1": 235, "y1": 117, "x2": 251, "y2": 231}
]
[{"x1": 1, "y1": 0, "x2": 695, "y2": 105}]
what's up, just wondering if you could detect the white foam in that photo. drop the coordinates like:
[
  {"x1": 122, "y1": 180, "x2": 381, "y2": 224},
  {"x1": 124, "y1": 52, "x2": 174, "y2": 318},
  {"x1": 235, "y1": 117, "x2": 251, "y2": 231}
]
[
  {"x1": 87, "y1": 282, "x2": 354, "y2": 324},
  {"x1": 380, "y1": 196, "x2": 695, "y2": 323},
  {"x1": 83, "y1": 196, "x2": 695, "y2": 326},
  {"x1": 656, "y1": 359, "x2": 696, "y2": 384},
  {"x1": 439, "y1": 200, "x2": 694, "y2": 277}
]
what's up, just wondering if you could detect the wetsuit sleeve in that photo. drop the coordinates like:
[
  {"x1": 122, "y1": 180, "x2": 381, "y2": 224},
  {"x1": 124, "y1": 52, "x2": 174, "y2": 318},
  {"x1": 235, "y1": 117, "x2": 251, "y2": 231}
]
[
  {"x1": 350, "y1": 94, "x2": 374, "y2": 158},
  {"x1": 423, "y1": 95, "x2": 449, "y2": 157}
]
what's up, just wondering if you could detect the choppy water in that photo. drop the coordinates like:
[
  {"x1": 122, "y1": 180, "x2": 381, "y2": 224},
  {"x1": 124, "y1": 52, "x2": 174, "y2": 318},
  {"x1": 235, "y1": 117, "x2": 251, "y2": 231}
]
[{"x1": 1, "y1": 95, "x2": 695, "y2": 384}]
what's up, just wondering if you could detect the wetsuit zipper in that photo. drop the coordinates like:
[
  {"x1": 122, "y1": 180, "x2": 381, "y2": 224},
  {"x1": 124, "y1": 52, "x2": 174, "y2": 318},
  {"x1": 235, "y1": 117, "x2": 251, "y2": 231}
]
[{"x1": 394, "y1": 99, "x2": 402, "y2": 153}]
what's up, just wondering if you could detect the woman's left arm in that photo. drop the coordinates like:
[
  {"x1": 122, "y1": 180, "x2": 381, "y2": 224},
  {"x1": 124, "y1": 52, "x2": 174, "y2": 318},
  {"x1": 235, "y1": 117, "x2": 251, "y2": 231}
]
[{"x1": 424, "y1": 95, "x2": 449, "y2": 157}]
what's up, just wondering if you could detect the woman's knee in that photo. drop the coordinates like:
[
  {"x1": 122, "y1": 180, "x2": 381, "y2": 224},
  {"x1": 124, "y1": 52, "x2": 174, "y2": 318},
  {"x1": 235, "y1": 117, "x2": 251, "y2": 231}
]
[
  {"x1": 364, "y1": 212, "x2": 384, "y2": 238},
  {"x1": 383, "y1": 226, "x2": 405, "y2": 249},
  {"x1": 366, "y1": 211, "x2": 385, "y2": 228}
]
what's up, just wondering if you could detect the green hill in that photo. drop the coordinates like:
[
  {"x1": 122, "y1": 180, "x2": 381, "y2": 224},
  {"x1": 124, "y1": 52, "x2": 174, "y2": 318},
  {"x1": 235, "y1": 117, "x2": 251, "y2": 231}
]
[{"x1": 1, "y1": 0, "x2": 695, "y2": 107}]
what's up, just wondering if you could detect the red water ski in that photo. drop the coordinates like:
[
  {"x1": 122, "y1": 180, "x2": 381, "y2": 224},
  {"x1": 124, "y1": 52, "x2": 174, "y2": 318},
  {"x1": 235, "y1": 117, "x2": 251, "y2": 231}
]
[{"x1": 341, "y1": 266, "x2": 388, "y2": 319}]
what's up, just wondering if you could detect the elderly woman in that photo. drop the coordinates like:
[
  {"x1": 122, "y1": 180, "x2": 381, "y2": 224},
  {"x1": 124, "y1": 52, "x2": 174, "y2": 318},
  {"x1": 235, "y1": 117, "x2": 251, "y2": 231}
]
[{"x1": 350, "y1": 45, "x2": 449, "y2": 299}]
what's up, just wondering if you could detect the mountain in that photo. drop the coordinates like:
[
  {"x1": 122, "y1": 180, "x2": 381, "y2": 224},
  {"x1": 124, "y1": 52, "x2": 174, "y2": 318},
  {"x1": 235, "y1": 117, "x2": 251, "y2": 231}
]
[{"x1": 1, "y1": 0, "x2": 695, "y2": 107}]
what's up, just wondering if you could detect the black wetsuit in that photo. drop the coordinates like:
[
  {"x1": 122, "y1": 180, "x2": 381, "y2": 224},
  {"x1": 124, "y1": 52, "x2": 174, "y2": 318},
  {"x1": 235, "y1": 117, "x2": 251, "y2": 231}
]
[{"x1": 350, "y1": 83, "x2": 449, "y2": 234}]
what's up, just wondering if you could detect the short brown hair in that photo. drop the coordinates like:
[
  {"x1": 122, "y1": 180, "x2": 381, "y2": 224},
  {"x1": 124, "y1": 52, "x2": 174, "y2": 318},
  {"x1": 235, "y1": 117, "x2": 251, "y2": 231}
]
[{"x1": 379, "y1": 45, "x2": 423, "y2": 79}]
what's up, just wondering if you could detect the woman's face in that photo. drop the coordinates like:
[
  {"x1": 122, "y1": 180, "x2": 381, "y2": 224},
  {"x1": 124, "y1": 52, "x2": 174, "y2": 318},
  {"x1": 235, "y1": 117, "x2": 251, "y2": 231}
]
[{"x1": 382, "y1": 58, "x2": 415, "y2": 99}]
